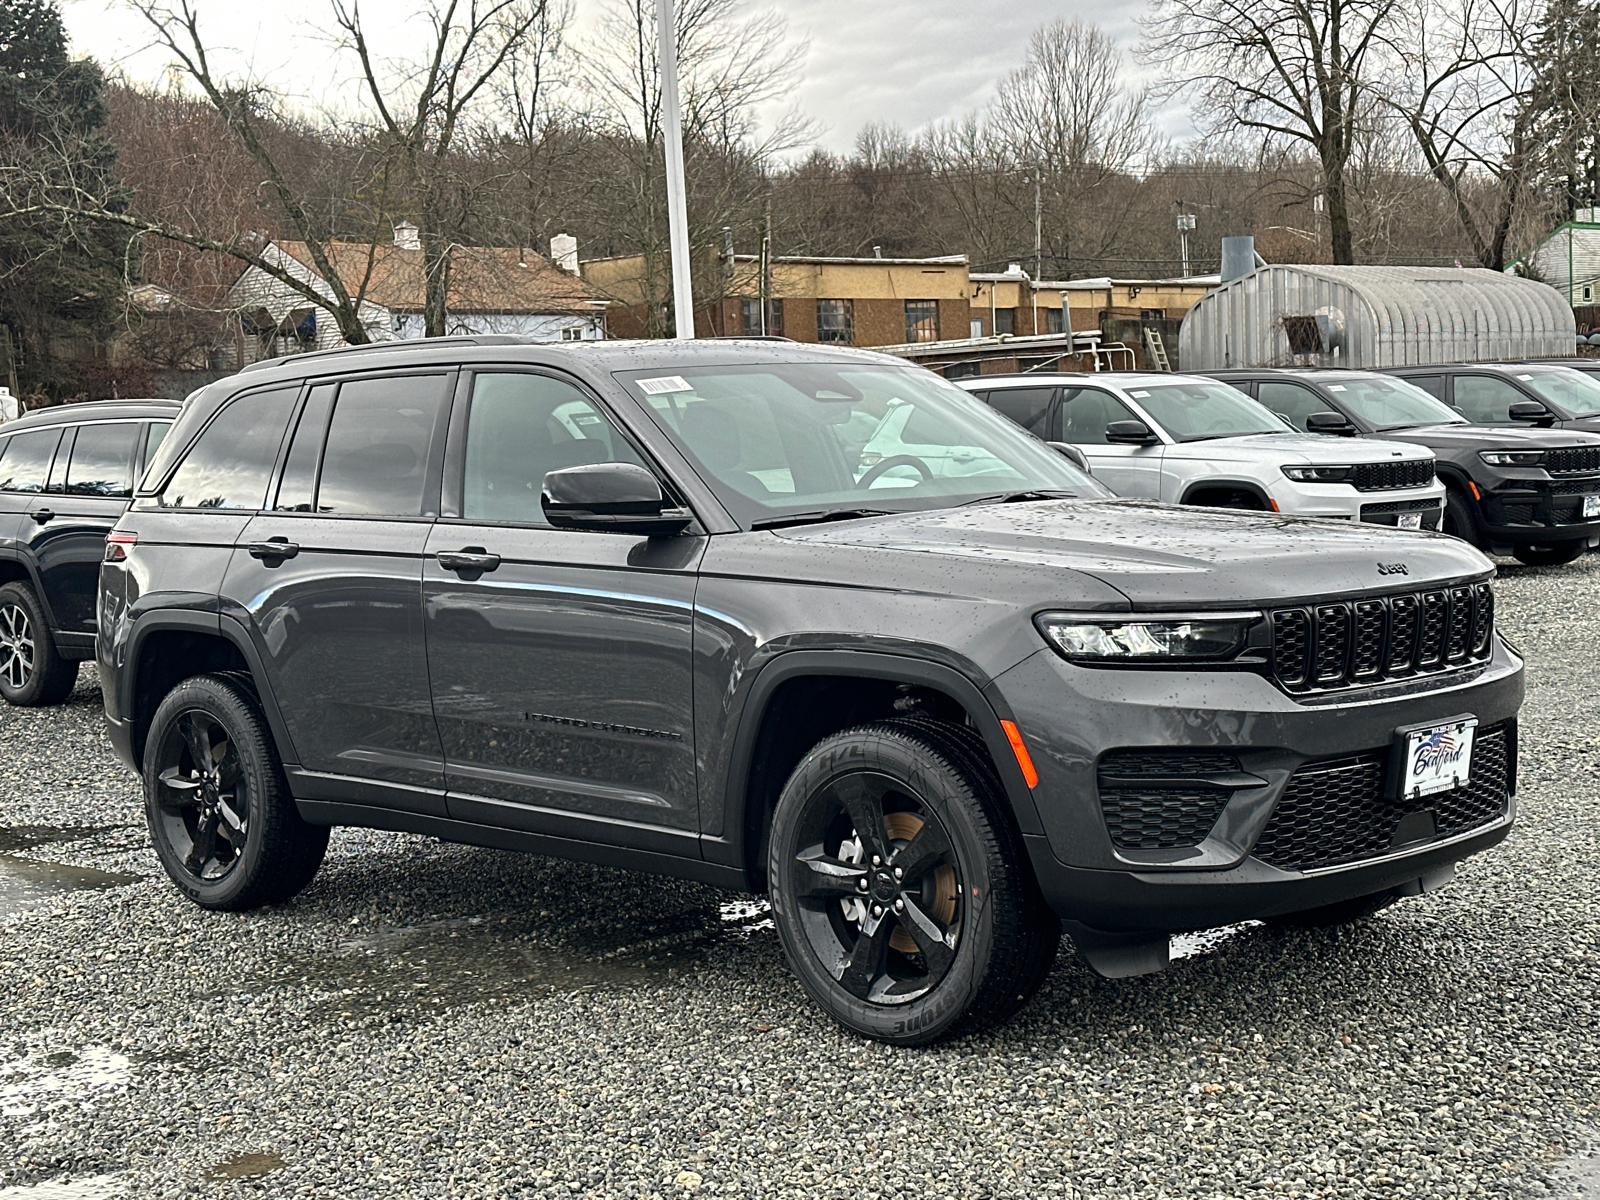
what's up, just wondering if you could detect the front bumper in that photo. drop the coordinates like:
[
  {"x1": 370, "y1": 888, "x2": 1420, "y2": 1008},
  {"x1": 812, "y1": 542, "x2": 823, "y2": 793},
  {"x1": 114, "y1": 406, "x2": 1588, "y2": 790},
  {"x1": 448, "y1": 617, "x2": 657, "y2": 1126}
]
[
  {"x1": 1477, "y1": 471, "x2": 1600, "y2": 543},
  {"x1": 994, "y1": 634, "x2": 1524, "y2": 932},
  {"x1": 1271, "y1": 479, "x2": 1445, "y2": 527}
]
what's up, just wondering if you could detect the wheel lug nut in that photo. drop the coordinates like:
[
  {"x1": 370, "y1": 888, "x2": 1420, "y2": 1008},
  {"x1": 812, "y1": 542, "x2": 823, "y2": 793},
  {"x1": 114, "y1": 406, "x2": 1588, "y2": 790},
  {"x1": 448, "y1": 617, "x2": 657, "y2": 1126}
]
[
  {"x1": 893, "y1": 899, "x2": 904, "y2": 913},
  {"x1": 871, "y1": 904, "x2": 882, "y2": 918},
  {"x1": 871, "y1": 855, "x2": 881, "y2": 867},
  {"x1": 856, "y1": 878, "x2": 868, "y2": 891},
  {"x1": 893, "y1": 867, "x2": 902, "y2": 880}
]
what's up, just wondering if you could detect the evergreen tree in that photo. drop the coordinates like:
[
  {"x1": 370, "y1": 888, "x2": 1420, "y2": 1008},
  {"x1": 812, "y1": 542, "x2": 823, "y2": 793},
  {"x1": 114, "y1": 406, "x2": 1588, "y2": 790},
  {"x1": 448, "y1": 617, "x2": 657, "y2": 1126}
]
[
  {"x1": 1527, "y1": 0, "x2": 1600, "y2": 216},
  {"x1": 0, "y1": 0, "x2": 129, "y2": 398}
]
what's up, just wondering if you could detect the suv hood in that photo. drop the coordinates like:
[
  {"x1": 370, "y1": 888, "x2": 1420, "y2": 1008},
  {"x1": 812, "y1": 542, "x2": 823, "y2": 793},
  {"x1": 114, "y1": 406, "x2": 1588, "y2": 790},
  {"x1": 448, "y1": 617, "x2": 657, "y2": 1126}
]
[
  {"x1": 780, "y1": 499, "x2": 1490, "y2": 607},
  {"x1": 1378, "y1": 423, "x2": 1600, "y2": 450},
  {"x1": 1169, "y1": 433, "x2": 1431, "y2": 466}
]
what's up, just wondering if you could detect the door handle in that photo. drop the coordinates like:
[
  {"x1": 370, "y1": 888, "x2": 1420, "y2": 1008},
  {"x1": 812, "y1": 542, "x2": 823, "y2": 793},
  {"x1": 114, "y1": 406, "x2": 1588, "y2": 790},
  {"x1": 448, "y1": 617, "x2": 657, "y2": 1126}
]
[
  {"x1": 30, "y1": 509, "x2": 53, "y2": 524},
  {"x1": 247, "y1": 539, "x2": 301, "y2": 561},
  {"x1": 436, "y1": 548, "x2": 501, "y2": 574}
]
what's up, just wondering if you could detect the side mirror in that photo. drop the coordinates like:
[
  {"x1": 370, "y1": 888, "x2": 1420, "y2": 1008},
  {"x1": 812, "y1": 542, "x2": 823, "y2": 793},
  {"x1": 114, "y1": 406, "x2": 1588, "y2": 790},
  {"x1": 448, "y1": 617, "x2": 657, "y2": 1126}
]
[
  {"x1": 1046, "y1": 442, "x2": 1093, "y2": 474},
  {"x1": 1105, "y1": 419, "x2": 1160, "y2": 446},
  {"x1": 1306, "y1": 410, "x2": 1357, "y2": 435},
  {"x1": 1508, "y1": 400, "x2": 1555, "y2": 425},
  {"x1": 542, "y1": 462, "x2": 693, "y2": 536}
]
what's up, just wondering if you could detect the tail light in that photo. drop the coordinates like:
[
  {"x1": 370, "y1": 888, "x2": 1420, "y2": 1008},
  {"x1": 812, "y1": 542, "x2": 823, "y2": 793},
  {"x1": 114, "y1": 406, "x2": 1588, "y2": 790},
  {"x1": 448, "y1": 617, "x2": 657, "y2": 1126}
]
[{"x1": 104, "y1": 532, "x2": 138, "y2": 563}]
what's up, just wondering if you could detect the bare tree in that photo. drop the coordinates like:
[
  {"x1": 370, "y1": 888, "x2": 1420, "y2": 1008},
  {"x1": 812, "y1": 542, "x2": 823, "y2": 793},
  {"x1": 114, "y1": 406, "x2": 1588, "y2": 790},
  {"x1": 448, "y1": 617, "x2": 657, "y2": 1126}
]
[{"x1": 1142, "y1": 0, "x2": 1400, "y2": 263}]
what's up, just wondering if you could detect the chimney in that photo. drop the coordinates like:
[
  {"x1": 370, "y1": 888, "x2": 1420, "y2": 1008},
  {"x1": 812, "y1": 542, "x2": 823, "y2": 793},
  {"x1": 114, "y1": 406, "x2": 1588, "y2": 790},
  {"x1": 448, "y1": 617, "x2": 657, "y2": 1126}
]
[
  {"x1": 550, "y1": 234, "x2": 580, "y2": 276},
  {"x1": 1220, "y1": 236, "x2": 1258, "y2": 283},
  {"x1": 393, "y1": 221, "x2": 421, "y2": 251}
]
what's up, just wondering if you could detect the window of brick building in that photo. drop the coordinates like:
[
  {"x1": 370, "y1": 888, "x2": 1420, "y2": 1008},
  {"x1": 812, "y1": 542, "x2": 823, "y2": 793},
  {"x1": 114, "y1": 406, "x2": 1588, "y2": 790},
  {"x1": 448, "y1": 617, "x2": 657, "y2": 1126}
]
[
  {"x1": 1046, "y1": 307, "x2": 1064, "y2": 335},
  {"x1": 994, "y1": 307, "x2": 1015, "y2": 336},
  {"x1": 740, "y1": 298, "x2": 761, "y2": 333},
  {"x1": 905, "y1": 300, "x2": 940, "y2": 343},
  {"x1": 816, "y1": 299, "x2": 853, "y2": 343}
]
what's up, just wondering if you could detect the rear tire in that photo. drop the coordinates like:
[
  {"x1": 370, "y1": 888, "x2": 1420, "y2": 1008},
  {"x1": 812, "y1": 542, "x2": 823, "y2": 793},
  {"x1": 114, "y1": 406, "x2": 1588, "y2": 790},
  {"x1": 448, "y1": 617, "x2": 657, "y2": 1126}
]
[
  {"x1": 767, "y1": 718, "x2": 1059, "y2": 1045},
  {"x1": 143, "y1": 673, "x2": 328, "y2": 911},
  {"x1": 1442, "y1": 487, "x2": 1483, "y2": 547},
  {"x1": 0, "y1": 582, "x2": 77, "y2": 707},
  {"x1": 1512, "y1": 540, "x2": 1585, "y2": 566},
  {"x1": 1268, "y1": 890, "x2": 1400, "y2": 929}
]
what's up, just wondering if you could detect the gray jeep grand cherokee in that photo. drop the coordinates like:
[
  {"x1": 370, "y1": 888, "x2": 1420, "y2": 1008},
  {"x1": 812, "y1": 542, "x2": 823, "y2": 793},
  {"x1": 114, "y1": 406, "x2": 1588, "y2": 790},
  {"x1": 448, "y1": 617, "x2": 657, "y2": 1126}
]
[{"x1": 98, "y1": 338, "x2": 1524, "y2": 1044}]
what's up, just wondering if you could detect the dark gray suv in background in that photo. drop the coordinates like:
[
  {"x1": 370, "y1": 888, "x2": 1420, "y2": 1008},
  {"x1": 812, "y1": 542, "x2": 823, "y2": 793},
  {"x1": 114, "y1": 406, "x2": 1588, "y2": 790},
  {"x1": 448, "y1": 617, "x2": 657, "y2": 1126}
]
[
  {"x1": 0, "y1": 398, "x2": 177, "y2": 705},
  {"x1": 98, "y1": 338, "x2": 1524, "y2": 1043}
]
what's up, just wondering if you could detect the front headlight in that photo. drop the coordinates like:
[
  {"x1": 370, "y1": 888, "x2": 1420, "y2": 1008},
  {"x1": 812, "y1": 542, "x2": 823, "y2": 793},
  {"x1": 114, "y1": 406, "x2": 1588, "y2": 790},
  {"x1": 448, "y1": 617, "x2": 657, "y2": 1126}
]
[
  {"x1": 1035, "y1": 611, "x2": 1261, "y2": 662},
  {"x1": 1281, "y1": 464, "x2": 1353, "y2": 483},
  {"x1": 1478, "y1": 449, "x2": 1546, "y2": 467}
]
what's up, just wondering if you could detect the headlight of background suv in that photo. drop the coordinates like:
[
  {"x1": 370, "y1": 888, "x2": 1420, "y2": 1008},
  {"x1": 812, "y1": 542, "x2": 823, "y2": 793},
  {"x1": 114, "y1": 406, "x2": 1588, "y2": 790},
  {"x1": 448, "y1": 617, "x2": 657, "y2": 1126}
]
[
  {"x1": 1035, "y1": 612, "x2": 1262, "y2": 662},
  {"x1": 1478, "y1": 449, "x2": 1546, "y2": 467},
  {"x1": 1281, "y1": 464, "x2": 1353, "y2": 483}
]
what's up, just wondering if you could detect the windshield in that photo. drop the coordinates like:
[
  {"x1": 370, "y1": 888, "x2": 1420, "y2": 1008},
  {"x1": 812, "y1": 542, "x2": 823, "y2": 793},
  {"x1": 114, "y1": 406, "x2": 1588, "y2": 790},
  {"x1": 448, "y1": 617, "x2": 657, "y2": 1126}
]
[
  {"x1": 1326, "y1": 376, "x2": 1465, "y2": 428},
  {"x1": 1125, "y1": 381, "x2": 1291, "y2": 441},
  {"x1": 619, "y1": 363, "x2": 1104, "y2": 526},
  {"x1": 1512, "y1": 368, "x2": 1600, "y2": 418}
]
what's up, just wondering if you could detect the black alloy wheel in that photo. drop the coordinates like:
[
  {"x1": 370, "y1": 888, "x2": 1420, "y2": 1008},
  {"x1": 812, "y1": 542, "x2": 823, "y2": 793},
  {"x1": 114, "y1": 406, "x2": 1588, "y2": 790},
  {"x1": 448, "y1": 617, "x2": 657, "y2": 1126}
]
[
  {"x1": 768, "y1": 719, "x2": 1059, "y2": 1044},
  {"x1": 144, "y1": 674, "x2": 328, "y2": 910},
  {"x1": 0, "y1": 581, "x2": 76, "y2": 707},
  {"x1": 1512, "y1": 540, "x2": 1586, "y2": 566}
]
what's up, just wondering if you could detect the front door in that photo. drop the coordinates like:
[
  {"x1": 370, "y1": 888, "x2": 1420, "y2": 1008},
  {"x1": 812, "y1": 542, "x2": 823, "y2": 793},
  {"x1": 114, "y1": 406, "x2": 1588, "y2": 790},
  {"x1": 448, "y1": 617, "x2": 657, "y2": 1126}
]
[
  {"x1": 25, "y1": 421, "x2": 143, "y2": 640},
  {"x1": 1061, "y1": 386, "x2": 1165, "y2": 497},
  {"x1": 223, "y1": 373, "x2": 453, "y2": 810},
  {"x1": 424, "y1": 369, "x2": 704, "y2": 853}
]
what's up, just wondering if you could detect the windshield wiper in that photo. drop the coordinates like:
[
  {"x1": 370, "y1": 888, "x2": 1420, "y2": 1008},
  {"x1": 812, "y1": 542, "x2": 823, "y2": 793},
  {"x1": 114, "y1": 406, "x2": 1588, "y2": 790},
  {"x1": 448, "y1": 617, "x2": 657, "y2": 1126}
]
[
  {"x1": 960, "y1": 489, "x2": 1079, "y2": 506},
  {"x1": 749, "y1": 508, "x2": 894, "y2": 531}
]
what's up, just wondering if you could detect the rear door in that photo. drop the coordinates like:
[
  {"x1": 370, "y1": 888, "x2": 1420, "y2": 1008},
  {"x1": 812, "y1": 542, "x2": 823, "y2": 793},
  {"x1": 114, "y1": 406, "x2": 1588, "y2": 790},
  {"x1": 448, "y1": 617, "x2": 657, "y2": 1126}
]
[
  {"x1": 24, "y1": 420, "x2": 142, "y2": 642},
  {"x1": 1060, "y1": 385, "x2": 1165, "y2": 497},
  {"x1": 225, "y1": 372, "x2": 452, "y2": 812},
  {"x1": 0, "y1": 428, "x2": 62, "y2": 602},
  {"x1": 423, "y1": 368, "x2": 704, "y2": 853}
]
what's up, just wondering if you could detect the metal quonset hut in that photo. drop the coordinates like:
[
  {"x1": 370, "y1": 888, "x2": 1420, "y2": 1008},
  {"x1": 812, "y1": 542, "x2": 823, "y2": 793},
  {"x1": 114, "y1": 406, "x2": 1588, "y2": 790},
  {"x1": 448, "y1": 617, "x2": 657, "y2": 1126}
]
[{"x1": 1178, "y1": 265, "x2": 1576, "y2": 370}]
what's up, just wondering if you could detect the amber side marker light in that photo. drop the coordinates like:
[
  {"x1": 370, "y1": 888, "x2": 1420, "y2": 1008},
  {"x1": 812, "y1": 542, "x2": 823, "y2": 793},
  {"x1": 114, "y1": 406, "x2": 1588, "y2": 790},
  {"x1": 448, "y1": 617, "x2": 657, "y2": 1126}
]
[
  {"x1": 1468, "y1": 480, "x2": 1482, "y2": 500},
  {"x1": 999, "y1": 720, "x2": 1039, "y2": 789}
]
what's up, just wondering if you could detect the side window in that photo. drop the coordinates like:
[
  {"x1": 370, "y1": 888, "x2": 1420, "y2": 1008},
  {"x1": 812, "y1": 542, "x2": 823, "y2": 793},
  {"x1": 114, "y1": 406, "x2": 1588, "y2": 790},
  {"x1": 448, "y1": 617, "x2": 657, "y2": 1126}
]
[
  {"x1": 1256, "y1": 382, "x2": 1331, "y2": 432},
  {"x1": 1452, "y1": 375, "x2": 1525, "y2": 424},
  {"x1": 63, "y1": 422, "x2": 139, "y2": 498},
  {"x1": 462, "y1": 373, "x2": 648, "y2": 525},
  {"x1": 159, "y1": 388, "x2": 298, "y2": 509},
  {"x1": 316, "y1": 375, "x2": 450, "y2": 517},
  {"x1": 0, "y1": 429, "x2": 60, "y2": 493},
  {"x1": 984, "y1": 387, "x2": 1056, "y2": 438},
  {"x1": 1060, "y1": 388, "x2": 1140, "y2": 445},
  {"x1": 1405, "y1": 375, "x2": 1445, "y2": 400},
  {"x1": 142, "y1": 421, "x2": 170, "y2": 471},
  {"x1": 274, "y1": 384, "x2": 336, "y2": 512}
]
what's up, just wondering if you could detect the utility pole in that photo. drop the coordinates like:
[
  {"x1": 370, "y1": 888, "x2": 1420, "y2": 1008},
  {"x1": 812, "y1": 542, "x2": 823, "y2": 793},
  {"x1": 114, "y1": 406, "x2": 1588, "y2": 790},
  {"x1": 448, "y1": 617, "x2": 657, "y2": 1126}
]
[
  {"x1": 760, "y1": 196, "x2": 772, "y2": 335},
  {"x1": 658, "y1": 0, "x2": 695, "y2": 339},
  {"x1": 1176, "y1": 207, "x2": 1196, "y2": 278},
  {"x1": 1032, "y1": 172, "x2": 1042, "y2": 335}
]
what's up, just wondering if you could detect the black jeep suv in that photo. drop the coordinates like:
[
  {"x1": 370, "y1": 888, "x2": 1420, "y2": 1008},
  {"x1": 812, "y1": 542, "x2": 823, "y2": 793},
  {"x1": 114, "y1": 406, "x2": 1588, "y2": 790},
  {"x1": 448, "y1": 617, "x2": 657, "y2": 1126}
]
[
  {"x1": 0, "y1": 399, "x2": 177, "y2": 705},
  {"x1": 98, "y1": 338, "x2": 1524, "y2": 1043},
  {"x1": 1386, "y1": 362, "x2": 1600, "y2": 434},
  {"x1": 1211, "y1": 368, "x2": 1600, "y2": 566}
]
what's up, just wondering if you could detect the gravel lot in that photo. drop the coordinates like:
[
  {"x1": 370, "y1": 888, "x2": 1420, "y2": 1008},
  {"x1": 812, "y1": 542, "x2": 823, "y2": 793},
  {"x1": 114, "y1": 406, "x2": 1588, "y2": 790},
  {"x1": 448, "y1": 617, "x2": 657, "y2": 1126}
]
[{"x1": 2, "y1": 558, "x2": 1598, "y2": 1199}]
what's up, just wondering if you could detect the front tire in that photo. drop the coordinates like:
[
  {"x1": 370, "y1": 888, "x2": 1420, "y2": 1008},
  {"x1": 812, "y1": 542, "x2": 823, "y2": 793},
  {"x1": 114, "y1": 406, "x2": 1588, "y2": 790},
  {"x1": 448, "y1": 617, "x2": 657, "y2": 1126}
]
[
  {"x1": 1442, "y1": 487, "x2": 1483, "y2": 547},
  {"x1": 0, "y1": 582, "x2": 77, "y2": 707},
  {"x1": 1512, "y1": 540, "x2": 1585, "y2": 566},
  {"x1": 143, "y1": 674, "x2": 328, "y2": 911},
  {"x1": 767, "y1": 719, "x2": 1059, "y2": 1045}
]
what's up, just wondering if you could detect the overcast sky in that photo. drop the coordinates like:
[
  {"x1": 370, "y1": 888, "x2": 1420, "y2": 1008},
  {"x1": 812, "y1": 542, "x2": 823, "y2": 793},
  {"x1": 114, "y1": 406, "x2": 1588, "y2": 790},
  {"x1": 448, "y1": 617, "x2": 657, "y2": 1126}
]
[{"x1": 60, "y1": 0, "x2": 1169, "y2": 155}]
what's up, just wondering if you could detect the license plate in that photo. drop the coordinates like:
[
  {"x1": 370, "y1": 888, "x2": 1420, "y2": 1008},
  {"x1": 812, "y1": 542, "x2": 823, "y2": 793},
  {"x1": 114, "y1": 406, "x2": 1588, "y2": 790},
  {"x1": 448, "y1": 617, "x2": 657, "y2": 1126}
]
[
  {"x1": 1398, "y1": 718, "x2": 1476, "y2": 800},
  {"x1": 1397, "y1": 511, "x2": 1423, "y2": 530},
  {"x1": 1584, "y1": 495, "x2": 1600, "y2": 518}
]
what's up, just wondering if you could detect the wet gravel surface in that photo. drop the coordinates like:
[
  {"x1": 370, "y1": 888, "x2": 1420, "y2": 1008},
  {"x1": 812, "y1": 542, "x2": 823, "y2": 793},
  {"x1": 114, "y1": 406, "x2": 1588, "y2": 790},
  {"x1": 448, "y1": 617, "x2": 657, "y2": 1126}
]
[{"x1": 1, "y1": 558, "x2": 1598, "y2": 1199}]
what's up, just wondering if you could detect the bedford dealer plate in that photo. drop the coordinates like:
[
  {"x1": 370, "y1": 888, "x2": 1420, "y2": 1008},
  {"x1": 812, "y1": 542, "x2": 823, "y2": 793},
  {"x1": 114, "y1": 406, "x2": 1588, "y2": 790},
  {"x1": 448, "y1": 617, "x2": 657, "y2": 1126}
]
[
  {"x1": 1397, "y1": 717, "x2": 1477, "y2": 800},
  {"x1": 1584, "y1": 495, "x2": 1600, "y2": 518},
  {"x1": 1397, "y1": 512, "x2": 1423, "y2": 530}
]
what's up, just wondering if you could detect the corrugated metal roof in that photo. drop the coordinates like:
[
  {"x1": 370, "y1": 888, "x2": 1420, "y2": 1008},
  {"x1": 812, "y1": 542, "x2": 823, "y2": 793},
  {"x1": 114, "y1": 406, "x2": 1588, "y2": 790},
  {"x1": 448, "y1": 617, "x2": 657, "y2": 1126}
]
[{"x1": 1179, "y1": 265, "x2": 1575, "y2": 369}]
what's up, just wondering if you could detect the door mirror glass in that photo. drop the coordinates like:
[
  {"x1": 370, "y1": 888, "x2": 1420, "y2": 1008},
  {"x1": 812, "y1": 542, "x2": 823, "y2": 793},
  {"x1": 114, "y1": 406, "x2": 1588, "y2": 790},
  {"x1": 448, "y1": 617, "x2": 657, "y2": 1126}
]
[
  {"x1": 1104, "y1": 419, "x2": 1160, "y2": 445},
  {"x1": 542, "y1": 462, "x2": 691, "y2": 535},
  {"x1": 1305, "y1": 410, "x2": 1357, "y2": 434}
]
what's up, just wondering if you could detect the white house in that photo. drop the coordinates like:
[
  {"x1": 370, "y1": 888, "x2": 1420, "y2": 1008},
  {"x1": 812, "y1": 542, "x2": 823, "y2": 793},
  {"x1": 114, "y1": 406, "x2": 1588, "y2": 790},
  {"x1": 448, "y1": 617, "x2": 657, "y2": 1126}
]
[
  {"x1": 225, "y1": 227, "x2": 607, "y2": 363},
  {"x1": 1509, "y1": 207, "x2": 1600, "y2": 311}
]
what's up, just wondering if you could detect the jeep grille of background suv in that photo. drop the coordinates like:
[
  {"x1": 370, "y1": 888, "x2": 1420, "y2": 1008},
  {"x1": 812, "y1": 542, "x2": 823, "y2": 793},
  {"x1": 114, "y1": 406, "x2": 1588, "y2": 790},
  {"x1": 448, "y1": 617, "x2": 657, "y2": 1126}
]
[{"x1": 1350, "y1": 459, "x2": 1435, "y2": 492}]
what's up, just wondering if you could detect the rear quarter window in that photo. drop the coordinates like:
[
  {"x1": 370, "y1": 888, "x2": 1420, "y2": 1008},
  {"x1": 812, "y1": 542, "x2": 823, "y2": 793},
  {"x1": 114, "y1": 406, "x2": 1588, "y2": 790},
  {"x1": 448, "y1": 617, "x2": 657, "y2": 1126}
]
[{"x1": 158, "y1": 388, "x2": 298, "y2": 509}]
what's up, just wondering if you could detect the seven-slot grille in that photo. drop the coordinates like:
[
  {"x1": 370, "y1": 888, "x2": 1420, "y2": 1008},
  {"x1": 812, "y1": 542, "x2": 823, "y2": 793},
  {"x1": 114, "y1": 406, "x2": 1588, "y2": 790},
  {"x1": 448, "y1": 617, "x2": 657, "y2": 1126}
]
[
  {"x1": 1350, "y1": 459, "x2": 1435, "y2": 491},
  {"x1": 1251, "y1": 723, "x2": 1512, "y2": 871},
  {"x1": 1545, "y1": 446, "x2": 1600, "y2": 475},
  {"x1": 1269, "y1": 583, "x2": 1493, "y2": 692}
]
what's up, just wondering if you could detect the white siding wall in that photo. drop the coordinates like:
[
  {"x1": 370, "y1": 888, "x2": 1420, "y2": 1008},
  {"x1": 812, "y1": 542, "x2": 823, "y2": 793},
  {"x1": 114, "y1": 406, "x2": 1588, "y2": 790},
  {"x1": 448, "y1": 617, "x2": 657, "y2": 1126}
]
[
  {"x1": 226, "y1": 245, "x2": 394, "y2": 363},
  {"x1": 391, "y1": 312, "x2": 605, "y2": 341},
  {"x1": 1527, "y1": 224, "x2": 1600, "y2": 306}
]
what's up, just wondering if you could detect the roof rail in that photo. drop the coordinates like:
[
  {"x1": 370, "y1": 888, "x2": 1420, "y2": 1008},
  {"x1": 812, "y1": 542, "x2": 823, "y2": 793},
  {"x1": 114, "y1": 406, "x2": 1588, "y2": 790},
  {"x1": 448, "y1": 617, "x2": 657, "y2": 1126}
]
[{"x1": 238, "y1": 334, "x2": 532, "y2": 374}]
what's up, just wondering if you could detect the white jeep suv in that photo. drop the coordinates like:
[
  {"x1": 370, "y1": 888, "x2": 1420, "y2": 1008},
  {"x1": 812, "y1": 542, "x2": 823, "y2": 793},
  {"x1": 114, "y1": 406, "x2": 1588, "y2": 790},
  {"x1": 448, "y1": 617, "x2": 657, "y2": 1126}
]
[{"x1": 958, "y1": 372, "x2": 1445, "y2": 528}]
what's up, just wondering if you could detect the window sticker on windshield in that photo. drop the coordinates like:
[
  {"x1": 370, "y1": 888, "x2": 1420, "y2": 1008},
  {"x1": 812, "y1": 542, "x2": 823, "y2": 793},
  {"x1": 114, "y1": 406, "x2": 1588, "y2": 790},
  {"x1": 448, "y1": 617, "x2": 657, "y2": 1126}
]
[
  {"x1": 637, "y1": 375, "x2": 693, "y2": 395},
  {"x1": 1129, "y1": 390, "x2": 1150, "y2": 397},
  {"x1": 1327, "y1": 384, "x2": 1346, "y2": 391},
  {"x1": 1517, "y1": 374, "x2": 1534, "y2": 381}
]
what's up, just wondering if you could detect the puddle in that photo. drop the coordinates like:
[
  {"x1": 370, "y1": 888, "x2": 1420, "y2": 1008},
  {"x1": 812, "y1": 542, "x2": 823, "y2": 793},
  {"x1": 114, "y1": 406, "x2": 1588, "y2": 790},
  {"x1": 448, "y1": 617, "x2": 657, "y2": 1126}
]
[
  {"x1": 234, "y1": 908, "x2": 721, "y2": 1019},
  {"x1": 1170, "y1": 922, "x2": 1261, "y2": 961},
  {"x1": 0, "y1": 828, "x2": 139, "y2": 918},
  {"x1": 205, "y1": 1153, "x2": 285, "y2": 1181},
  {"x1": 1548, "y1": 1131, "x2": 1600, "y2": 1198},
  {"x1": 0, "y1": 1046, "x2": 133, "y2": 1120},
  {"x1": 0, "y1": 1175, "x2": 124, "y2": 1199},
  {"x1": 719, "y1": 897, "x2": 774, "y2": 935}
]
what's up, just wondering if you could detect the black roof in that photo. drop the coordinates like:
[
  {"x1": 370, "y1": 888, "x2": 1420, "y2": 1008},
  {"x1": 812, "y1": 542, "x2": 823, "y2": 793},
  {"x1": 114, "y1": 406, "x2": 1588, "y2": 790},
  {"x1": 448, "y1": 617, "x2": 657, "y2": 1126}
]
[{"x1": 2, "y1": 398, "x2": 180, "y2": 433}]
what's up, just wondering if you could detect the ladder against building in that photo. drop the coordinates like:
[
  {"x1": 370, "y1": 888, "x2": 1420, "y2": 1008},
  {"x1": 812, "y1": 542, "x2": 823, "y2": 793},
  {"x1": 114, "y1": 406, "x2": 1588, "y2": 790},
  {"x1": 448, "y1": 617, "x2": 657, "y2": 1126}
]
[{"x1": 1143, "y1": 326, "x2": 1172, "y2": 371}]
